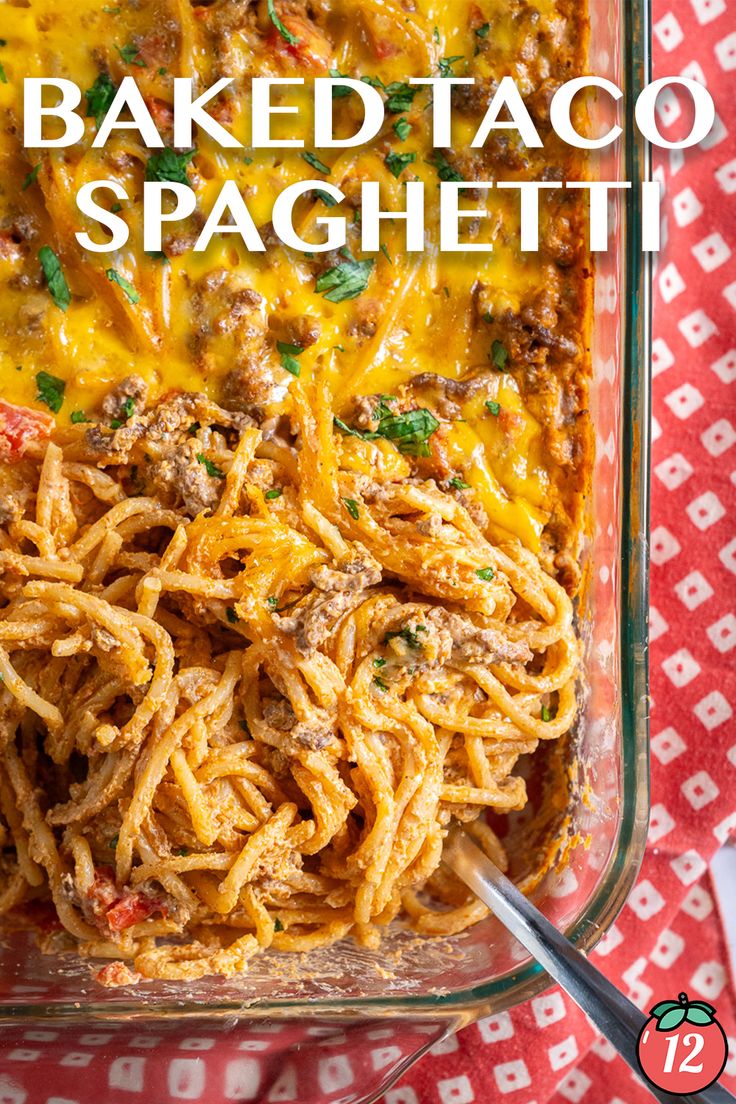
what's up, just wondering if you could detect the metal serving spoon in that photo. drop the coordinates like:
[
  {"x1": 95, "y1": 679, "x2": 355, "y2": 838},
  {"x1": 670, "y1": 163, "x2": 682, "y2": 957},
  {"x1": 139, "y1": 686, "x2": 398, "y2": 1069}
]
[{"x1": 444, "y1": 831, "x2": 736, "y2": 1104}]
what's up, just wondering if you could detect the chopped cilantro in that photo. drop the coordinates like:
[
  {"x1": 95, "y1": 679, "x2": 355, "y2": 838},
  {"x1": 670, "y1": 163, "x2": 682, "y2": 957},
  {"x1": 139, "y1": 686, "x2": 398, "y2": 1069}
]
[
  {"x1": 482, "y1": 311, "x2": 494, "y2": 323},
  {"x1": 106, "y1": 268, "x2": 139, "y2": 304},
  {"x1": 438, "y1": 55, "x2": 463, "y2": 77},
  {"x1": 373, "y1": 675, "x2": 389, "y2": 692},
  {"x1": 475, "y1": 22, "x2": 490, "y2": 38},
  {"x1": 475, "y1": 567, "x2": 495, "y2": 581},
  {"x1": 373, "y1": 657, "x2": 386, "y2": 668},
  {"x1": 333, "y1": 416, "x2": 362, "y2": 439},
  {"x1": 146, "y1": 147, "x2": 196, "y2": 186},
  {"x1": 343, "y1": 497, "x2": 360, "y2": 520},
  {"x1": 277, "y1": 339, "x2": 303, "y2": 377},
  {"x1": 196, "y1": 453, "x2": 225, "y2": 479},
  {"x1": 22, "y1": 164, "x2": 40, "y2": 191},
  {"x1": 433, "y1": 25, "x2": 440, "y2": 42},
  {"x1": 109, "y1": 834, "x2": 119, "y2": 849},
  {"x1": 541, "y1": 705, "x2": 553, "y2": 722},
  {"x1": 267, "y1": 0, "x2": 298, "y2": 44},
  {"x1": 0, "y1": 63, "x2": 6, "y2": 85},
  {"x1": 385, "y1": 150, "x2": 416, "y2": 179},
  {"x1": 491, "y1": 340, "x2": 508, "y2": 370},
  {"x1": 188, "y1": 421, "x2": 200, "y2": 435},
  {"x1": 121, "y1": 396, "x2": 135, "y2": 420},
  {"x1": 314, "y1": 189, "x2": 337, "y2": 207},
  {"x1": 373, "y1": 395, "x2": 397, "y2": 420},
  {"x1": 39, "y1": 246, "x2": 70, "y2": 312},
  {"x1": 301, "y1": 150, "x2": 330, "y2": 174},
  {"x1": 393, "y1": 116, "x2": 412, "y2": 141},
  {"x1": 226, "y1": 607, "x2": 239, "y2": 623},
  {"x1": 380, "y1": 244, "x2": 393, "y2": 265},
  {"x1": 70, "y1": 410, "x2": 89, "y2": 424},
  {"x1": 334, "y1": 404, "x2": 440, "y2": 458},
  {"x1": 384, "y1": 81, "x2": 418, "y2": 114},
  {"x1": 273, "y1": 917, "x2": 284, "y2": 932},
  {"x1": 449, "y1": 476, "x2": 469, "y2": 490},
  {"x1": 430, "y1": 151, "x2": 463, "y2": 183},
  {"x1": 328, "y1": 68, "x2": 353, "y2": 98},
  {"x1": 265, "y1": 487, "x2": 282, "y2": 500},
  {"x1": 276, "y1": 340, "x2": 303, "y2": 355},
  {"x1": 103, "y1": 5, "x2": 121, "y2": 12},
  {"x1": 110, "y1": 202, "x2": 122, "y2": 213},
  {"x1": 85, "y1": 72, "x2": 117, "y2": 128},
  {"x1": 316, "y1": 256, "x2": 374, "y2": 303},
  {"x1": 266, "y1": 596, "x2": 279, "y2": 610},
  {"x1": 485, "y1": 399, "x2": 500, "y2": 415},
  {"x1": 116, "y1": 42, "x2": 146, "y2": 67},
  {"x1": 385, "y1": 625, "x2": 427, "y2": 649},
  {"x1": 369, "y1": 408, "x2": 439, "y2": 457},
  {"x1": 174, "y1": 847, "x2": 189, "y2": 856}
]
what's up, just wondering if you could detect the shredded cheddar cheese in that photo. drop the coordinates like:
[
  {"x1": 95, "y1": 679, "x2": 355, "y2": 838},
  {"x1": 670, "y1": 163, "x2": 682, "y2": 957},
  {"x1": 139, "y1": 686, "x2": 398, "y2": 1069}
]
[{"x1": 0, "y1": 0, "x2": 590, "y2": 560}]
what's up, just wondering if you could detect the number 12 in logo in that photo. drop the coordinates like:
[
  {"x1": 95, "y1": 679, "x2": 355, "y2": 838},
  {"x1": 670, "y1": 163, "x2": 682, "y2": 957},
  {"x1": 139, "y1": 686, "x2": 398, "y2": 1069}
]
[{"x1": 637, "y1": 992, "x2": 729, "y2": 1095}]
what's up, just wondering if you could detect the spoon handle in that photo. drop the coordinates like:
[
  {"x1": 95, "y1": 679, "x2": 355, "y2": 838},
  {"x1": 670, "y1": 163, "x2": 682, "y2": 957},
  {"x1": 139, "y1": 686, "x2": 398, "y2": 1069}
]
[{"x1": 444, "y1": 832, "x2": 735, "y2": 1104}]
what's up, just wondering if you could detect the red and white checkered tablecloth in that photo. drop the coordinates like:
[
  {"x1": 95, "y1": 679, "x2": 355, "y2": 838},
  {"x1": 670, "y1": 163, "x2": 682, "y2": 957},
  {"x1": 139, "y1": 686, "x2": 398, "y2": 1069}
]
[{"x1": 0, "y1": 1, "x2": 734, "y2": 1102}]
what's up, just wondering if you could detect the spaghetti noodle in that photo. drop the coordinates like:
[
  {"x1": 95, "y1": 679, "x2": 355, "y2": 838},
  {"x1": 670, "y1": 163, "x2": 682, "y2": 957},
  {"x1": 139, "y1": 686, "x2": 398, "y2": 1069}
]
[
  {"x1": 0, "y1": 381, "x2": 579, "y2": 981},
  {"x1": 0, "y1": 0, "x2": 590, "y2": 983}
]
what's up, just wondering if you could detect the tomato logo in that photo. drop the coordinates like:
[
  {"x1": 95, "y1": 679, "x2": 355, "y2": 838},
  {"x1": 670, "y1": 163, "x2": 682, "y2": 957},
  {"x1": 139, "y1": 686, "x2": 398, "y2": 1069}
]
[{"x1": 637, "y1": 991, "x2": 729, "y2": 1095}]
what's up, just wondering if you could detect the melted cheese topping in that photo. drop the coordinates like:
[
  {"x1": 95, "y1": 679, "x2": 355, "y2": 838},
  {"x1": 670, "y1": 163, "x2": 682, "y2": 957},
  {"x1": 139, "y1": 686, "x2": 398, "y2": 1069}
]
[{"x1": 0, "y1": 0, "x2": 589, "y2": 558}]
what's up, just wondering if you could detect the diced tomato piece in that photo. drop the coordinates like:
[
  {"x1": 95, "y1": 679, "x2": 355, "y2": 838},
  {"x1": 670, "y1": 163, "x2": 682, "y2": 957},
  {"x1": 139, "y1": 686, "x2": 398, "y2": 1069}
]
[
  {"x1": 369, "y1": 37, "x2": 399, "y2": 59},
  {"x1": 86, "y1": 866, "x2": 166, "y2": 933},
  {"x1": 268, "y1": 15, "x2": 333, "y2": 69},
  {"x1": 0, "y1": 400, "x2": 54, "y2": 462},
  {"x1": 360, "y1": 12, "x2": 400, "y2": 59},
  {"x1": 96, "y1": 961, "x2": 143, "y2": 988},
  {"x1": 106, "y1": 892, "x2": 164, "y2": 932},
  {"x1": 85, "y1": 866, "x2": 120, "y2": 925}
]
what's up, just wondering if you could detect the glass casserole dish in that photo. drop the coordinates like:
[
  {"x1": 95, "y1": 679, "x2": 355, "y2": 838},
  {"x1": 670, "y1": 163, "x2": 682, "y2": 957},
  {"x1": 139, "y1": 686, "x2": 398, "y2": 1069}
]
[{"x1": 0, "y1": 0, "x2": 652, "y2": 1099}]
